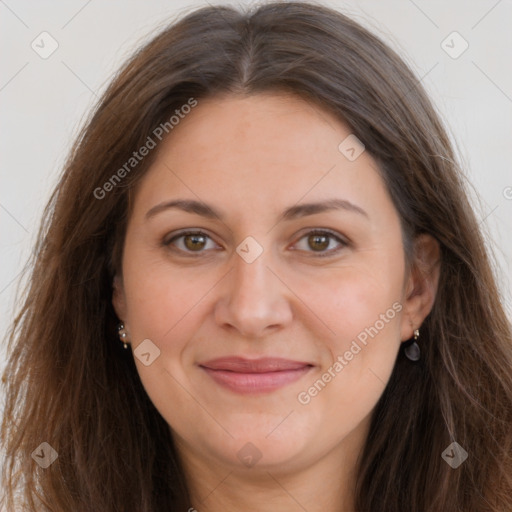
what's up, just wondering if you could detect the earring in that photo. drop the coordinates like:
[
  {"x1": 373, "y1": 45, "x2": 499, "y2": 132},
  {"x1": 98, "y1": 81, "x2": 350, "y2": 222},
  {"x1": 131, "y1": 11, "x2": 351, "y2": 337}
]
[
  {"x1": 404, "y1": 328, "x2": 420, "y2": 361},
  {"x1": 117, "y1": 323, "x2": 129, "y2": 349}
]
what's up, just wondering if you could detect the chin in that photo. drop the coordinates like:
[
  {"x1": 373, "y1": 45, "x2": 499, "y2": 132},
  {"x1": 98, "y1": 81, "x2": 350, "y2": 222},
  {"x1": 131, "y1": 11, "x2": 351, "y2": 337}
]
[{"x1": 206, "y1": 422, "x2": 313, "y2": 471}]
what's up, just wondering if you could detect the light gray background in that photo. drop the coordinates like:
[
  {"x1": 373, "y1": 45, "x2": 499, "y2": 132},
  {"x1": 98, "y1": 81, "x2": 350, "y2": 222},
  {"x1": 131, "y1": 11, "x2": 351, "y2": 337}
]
[{"x1": 1, "y1": 0, "x2": 512, "y2": 396}]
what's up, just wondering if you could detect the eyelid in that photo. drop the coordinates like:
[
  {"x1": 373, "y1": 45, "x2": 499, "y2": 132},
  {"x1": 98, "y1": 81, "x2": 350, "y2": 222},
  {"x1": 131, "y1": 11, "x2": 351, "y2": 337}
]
[
  {"x1": 163, "y1": 228, "x2": 349, "y2": 257},
  {"x1": 290, "y1": 228, "x2": 349, "y2": 257},
  {"x1": 164, "y1": 229, "x2": 222, "y2": 255}
]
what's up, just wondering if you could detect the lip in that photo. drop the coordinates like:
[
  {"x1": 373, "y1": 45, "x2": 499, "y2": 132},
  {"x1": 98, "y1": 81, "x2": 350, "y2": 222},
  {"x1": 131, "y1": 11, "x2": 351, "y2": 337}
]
[{"x1": 199, "y1": 357, "x2": 314, "y2": 394}]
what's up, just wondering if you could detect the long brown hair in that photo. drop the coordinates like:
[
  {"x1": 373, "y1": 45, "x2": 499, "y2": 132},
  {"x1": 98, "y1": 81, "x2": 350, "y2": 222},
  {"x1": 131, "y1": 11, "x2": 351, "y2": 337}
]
[{"x1": 2, "y1": 2, "x2": 511, "y2": 510}]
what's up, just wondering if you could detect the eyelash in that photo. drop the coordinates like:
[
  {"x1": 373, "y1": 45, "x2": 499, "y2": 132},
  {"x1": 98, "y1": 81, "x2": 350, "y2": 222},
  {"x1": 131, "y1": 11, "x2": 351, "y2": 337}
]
[{"x1": 163, "y1": 229, "x2": 349, "y2": 258}]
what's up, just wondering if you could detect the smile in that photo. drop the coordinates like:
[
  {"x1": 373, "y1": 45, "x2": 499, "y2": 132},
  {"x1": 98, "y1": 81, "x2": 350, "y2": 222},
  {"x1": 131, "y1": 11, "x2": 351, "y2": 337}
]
[{"x1": 199, "y1": 357, "x2": 314, "y2": 394}]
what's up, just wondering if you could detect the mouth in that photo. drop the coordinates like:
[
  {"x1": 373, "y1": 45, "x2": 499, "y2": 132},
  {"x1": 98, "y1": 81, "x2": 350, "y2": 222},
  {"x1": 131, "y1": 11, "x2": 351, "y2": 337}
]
[{"x1": 199, "y1": 357, "x2": 314, "y2": 394}]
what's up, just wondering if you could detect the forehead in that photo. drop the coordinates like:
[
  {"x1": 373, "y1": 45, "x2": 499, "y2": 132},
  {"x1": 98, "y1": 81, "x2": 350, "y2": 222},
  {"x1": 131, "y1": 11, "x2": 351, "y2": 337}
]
[
  {"x1": 130, "y1": 92, "x2": 394, "y2": 226},
  {"x1": 162, "y1": 92, "x2": 349, "y2": 164}
]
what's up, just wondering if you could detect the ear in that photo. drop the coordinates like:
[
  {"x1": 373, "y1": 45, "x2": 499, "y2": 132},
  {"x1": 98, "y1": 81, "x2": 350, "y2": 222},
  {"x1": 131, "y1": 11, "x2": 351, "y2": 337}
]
[
  {"x1": 400, "y1": 233, "x2": 441, "y2": 341},
  {"x1": 112, "y1": 274, "x2": 127, "y2": 321}
]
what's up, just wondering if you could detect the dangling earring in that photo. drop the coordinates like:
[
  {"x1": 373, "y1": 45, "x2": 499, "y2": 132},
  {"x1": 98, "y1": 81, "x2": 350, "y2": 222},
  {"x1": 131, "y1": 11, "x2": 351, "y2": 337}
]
[
  {"x1": 404, "y1": 328, "x2": 420, "y2": 361},
  {"x1": 118, "y1": 323, "x2": 129, "y2": 349}
]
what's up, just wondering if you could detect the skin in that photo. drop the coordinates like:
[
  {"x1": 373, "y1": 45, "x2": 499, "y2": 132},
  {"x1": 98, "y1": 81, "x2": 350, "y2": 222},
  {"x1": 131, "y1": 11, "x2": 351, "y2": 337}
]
[{"x1": 113, "y1": 92, "x2": 440, "y2": 512}]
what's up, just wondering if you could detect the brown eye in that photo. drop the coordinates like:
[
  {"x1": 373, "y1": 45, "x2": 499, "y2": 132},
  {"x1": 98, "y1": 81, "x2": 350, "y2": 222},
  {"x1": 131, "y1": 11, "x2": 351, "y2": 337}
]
[
  {"x1": 164, "y1": 231, "x2": 218, "y2": 254},
  {"x1": 183, "y1": 233, "x2": 207, "y2": 251},
  {"x1": 308, "y1": 233, "x2": 330, "y2": 251},
  {"x1": 294, "y1": 230, "x2": 348, "y2": 257},
  {"x1": 164, "y1": 229, "x2": 347, "y2": 257}
]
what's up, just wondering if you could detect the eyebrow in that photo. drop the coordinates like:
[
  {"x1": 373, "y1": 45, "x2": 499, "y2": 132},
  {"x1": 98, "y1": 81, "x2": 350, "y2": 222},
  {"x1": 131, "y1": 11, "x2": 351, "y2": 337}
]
[{"x1": 145, "y1": 198, "x2": 369, "y2": 222}]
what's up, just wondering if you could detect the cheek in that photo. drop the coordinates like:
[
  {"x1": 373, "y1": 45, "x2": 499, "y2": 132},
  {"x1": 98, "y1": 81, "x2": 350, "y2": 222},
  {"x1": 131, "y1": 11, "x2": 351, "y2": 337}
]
[
  {"x1": 121, "y1": 257, "x2": 214, "y2": 421},
  {"x1": 293, "y1": 260, "x2": 404, "y2": 409},
  {"x1": 327, "y1": 275, "x2": 403, "y2": 355},
  {"x1": 295, "y1": 256, "x2": 404, "y2": 349},
  {"x1": 122, "y1": 252, "x2": 217, "y2": 343}
]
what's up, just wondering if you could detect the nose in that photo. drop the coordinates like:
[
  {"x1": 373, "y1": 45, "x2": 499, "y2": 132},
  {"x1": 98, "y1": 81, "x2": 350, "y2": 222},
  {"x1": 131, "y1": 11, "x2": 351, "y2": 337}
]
[{"x1": 214, "y1": 241, "x2": 293, "y2": 338}]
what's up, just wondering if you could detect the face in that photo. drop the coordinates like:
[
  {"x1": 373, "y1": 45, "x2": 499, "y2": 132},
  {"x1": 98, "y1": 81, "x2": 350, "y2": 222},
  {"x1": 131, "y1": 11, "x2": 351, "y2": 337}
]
[{"x1": 113, "y1": 92, "x2": 434, "y2": 475}]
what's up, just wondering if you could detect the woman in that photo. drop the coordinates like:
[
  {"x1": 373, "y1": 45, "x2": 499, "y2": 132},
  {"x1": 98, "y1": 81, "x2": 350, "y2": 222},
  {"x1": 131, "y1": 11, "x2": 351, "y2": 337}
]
[{"x1": 1, "y1": 2, "x2": 511, "y2": 511}]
